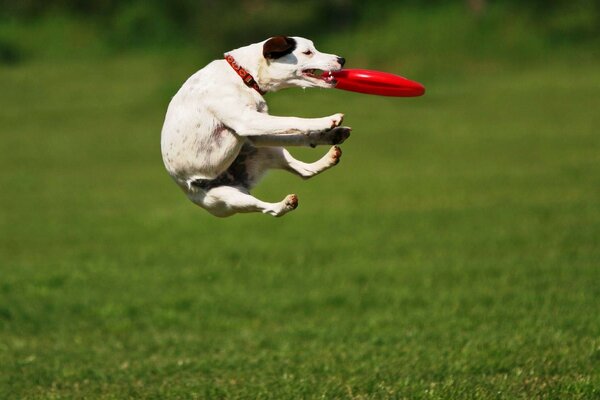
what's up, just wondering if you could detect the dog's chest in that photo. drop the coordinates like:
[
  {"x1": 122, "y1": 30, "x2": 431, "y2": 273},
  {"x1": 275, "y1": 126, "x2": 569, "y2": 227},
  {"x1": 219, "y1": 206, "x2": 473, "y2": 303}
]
[{"x1": 161, "y1": 61, "x2": 269, "y2": 181}]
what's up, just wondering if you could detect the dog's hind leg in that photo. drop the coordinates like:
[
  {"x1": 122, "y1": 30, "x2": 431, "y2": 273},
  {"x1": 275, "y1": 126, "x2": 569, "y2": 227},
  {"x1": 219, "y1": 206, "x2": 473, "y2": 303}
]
[
  {"x1": 260, "y1": 146, "x2": 343, "y2": 179},
  {"x1": 193, "y1": 186, "x2": 298, "y2": 218}
]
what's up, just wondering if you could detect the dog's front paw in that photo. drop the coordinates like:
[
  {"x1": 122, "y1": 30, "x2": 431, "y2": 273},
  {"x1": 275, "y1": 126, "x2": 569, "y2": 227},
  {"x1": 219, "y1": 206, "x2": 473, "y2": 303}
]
[
  {"x1": 329, "y1": 113, "x2": 344, "y2": 129},
  {"x1": 329, "y1": 126, "x2": 351, "y2": 145},
  {"x1": 312, "y1": 113, "x2": 344, "y2": 133},
  {"x1": 307, "y1": 126, "x2": 351, "y2": 147}
]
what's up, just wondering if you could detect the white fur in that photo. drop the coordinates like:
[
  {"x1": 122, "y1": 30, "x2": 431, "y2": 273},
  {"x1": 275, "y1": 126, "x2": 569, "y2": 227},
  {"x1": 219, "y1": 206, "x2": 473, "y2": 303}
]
[{"x1": 161, "y1": 37, "x2": 350, "y2": 217}]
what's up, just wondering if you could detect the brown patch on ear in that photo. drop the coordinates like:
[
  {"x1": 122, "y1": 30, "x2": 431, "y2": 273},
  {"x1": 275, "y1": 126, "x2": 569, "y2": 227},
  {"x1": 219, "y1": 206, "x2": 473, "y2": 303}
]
[{"x1": 263, "y1": 36, "x2": 297, "y2": 59}]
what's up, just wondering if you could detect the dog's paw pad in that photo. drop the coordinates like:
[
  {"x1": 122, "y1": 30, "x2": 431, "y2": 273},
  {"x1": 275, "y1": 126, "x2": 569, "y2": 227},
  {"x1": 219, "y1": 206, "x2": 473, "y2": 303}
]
[
  {"x1": 285, "y1": 194, "x2": 299, "y2": 209},
  {"x1": 272, "y1": 195, "x2": 298, "y2": 217},
  {"x1": 330, "y1": 146, "x2": 342, "y2": 164}
]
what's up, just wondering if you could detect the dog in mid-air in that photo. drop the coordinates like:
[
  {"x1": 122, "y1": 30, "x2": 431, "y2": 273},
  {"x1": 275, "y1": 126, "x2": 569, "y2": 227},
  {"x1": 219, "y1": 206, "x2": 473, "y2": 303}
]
[{"x1": 161, "y1": 36, "x2": 351, "y2": 217}]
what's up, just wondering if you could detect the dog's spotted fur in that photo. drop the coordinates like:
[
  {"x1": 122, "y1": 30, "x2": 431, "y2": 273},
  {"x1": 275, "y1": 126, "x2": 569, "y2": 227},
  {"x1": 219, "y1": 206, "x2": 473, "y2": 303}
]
[{"x1": 191, "y1": 143, "x2": 257, "y2": 191}]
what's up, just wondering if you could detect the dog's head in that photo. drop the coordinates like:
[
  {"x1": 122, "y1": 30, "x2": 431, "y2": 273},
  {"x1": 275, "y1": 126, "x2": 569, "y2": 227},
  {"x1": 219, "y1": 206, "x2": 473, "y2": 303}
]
[{"x1": 258, "y1": 36, "x2": 345, "y2": 91}]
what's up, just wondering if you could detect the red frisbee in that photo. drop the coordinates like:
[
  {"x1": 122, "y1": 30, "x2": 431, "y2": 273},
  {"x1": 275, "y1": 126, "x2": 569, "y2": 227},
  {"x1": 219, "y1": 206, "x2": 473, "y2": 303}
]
[{"x1": 323, "y1": 69, "x2": 425, "y2": 97}]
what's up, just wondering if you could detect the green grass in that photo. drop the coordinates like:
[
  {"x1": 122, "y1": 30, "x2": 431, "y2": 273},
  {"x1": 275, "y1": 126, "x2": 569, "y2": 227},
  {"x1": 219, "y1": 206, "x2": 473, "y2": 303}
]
[{"x1": 1, "y1": 51, "x2": 599, "y2": 398}]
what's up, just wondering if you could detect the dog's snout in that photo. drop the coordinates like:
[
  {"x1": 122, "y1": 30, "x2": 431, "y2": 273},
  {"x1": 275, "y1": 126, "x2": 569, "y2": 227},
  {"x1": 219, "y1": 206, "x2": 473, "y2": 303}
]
[{"x1": 337, "y1": 57, "x2": 346, "y2": 67}]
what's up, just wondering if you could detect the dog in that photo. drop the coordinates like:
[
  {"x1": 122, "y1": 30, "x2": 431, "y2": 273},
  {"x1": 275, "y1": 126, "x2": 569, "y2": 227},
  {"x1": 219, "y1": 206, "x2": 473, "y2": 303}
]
[{"x1": 161, "y1": 36, "x2": 351, "y2": 217}]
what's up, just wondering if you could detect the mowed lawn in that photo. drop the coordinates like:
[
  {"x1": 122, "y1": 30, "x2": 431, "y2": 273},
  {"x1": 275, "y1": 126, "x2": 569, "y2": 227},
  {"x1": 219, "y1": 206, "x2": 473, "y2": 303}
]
[{"x1": 0, "y1": 54, "x2": 599, "y2": 399}]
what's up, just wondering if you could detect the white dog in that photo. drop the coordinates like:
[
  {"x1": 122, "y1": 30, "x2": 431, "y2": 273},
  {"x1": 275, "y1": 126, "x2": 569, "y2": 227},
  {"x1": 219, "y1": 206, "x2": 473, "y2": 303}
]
[{"x1": 161, "y1": 36, "x2": 351, "y2": 217}]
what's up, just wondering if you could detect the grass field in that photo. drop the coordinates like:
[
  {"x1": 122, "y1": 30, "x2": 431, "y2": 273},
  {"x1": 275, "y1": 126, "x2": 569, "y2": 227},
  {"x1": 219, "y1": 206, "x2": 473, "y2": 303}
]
[{"x1": 1, "y1": 51, "x2": 599, "y2": 398}]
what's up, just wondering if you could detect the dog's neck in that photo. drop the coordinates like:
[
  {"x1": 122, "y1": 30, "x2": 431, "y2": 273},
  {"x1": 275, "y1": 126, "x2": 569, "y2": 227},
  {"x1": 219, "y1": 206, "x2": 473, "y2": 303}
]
[
  {"x1": 226, "y1": 43, "x2": 280, "y2": 94},
  {"x1": 224, "y1": 54, "x2": 265, "y2": 95}
]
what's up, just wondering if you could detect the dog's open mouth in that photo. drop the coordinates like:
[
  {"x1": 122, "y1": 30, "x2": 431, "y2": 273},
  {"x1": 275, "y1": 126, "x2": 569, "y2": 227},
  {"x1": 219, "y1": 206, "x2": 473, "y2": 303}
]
[{"x1": 302, "y1": 69, "x2": 336, "y2": 84}]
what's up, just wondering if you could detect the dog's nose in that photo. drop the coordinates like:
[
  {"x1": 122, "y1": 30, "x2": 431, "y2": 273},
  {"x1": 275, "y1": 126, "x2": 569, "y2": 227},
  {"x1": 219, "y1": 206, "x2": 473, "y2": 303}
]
[{"x1": 337, "y1": 57, "x2": 346, "y2": 67}]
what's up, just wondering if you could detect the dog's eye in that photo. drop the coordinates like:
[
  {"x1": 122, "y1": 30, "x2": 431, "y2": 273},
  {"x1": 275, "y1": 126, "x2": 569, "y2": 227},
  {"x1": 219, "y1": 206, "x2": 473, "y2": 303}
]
[{"x1": 302, "y1": 50, "x2": 313, "y2": 56}]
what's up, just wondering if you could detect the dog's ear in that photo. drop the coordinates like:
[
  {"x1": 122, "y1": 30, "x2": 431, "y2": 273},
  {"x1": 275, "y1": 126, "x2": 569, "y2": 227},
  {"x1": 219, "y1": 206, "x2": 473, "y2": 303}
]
[{"x1": 263, "y1": 36, "x2": 297, "y2": 60}]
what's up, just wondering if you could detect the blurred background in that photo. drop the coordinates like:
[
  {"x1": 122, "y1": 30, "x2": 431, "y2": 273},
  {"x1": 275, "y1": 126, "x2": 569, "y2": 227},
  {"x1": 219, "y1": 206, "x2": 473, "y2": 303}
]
[
  {"x1": 1, "y1": 1, "x2": 599, "y2": 398},
  {"x1": 0, "y1": 0, "x2": 598, "y2": 68}
]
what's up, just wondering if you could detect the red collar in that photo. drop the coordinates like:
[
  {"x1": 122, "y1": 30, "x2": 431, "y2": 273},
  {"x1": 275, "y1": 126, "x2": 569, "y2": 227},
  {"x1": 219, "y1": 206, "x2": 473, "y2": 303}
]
[{"x1": 224, "y1": 54, "x2": 266, "y2": 95}]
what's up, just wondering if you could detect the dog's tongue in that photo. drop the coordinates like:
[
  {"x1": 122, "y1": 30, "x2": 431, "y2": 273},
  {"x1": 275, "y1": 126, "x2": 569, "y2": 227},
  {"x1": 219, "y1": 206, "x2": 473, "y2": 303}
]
[{"x1": 323, "y1": 69, "x2": 425, "y2": 97}]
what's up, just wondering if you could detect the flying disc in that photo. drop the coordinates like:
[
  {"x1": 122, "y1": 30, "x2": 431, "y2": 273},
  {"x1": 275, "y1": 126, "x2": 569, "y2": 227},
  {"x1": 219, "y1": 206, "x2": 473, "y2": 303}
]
[{"x1": 323, "y1": 69, "x2": 425, "y2": 97}]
